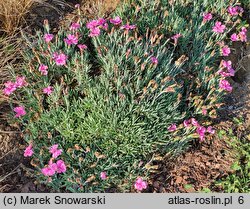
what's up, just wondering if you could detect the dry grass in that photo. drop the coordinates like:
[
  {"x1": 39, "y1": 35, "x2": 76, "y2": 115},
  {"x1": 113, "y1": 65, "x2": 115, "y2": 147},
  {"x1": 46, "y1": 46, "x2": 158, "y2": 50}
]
[
  {"x1": 97, "y1": 0, "x2": 121, "y2": 15},
  {"x1": 0, "y1": 0, "x2": 35, "y2": 34},
  {"x1": 0, "y1": 0, "x2": 35, "y2": 98},
  {"x1": 77, "y1": 0, "x2": 121, "y2": 19},
  {"x1": 0, "y1": 34, "x2": 23, "y2": 105}
]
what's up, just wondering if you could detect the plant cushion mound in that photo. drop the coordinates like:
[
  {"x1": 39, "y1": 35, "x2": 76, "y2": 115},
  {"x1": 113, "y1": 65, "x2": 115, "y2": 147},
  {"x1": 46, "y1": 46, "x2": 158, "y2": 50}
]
[{"x1": 4, "y1": 0, "x2": 247, "y2": 192}]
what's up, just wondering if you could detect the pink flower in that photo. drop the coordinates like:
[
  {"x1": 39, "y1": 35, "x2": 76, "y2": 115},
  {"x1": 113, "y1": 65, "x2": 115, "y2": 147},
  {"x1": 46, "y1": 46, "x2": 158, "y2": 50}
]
[
  {"x1": 67, "y1": 34, "x2": 78, "y2": 44},
  {"x1": 70, "y1": 22, "x2": 80, "y2": 30},
  {"x1": 171, "y1": 33, "x2": 182, "y2": 44},
  {"x1": 202, "y1": 108, "x2": 207, "y2": 115},
  {"x1": 168, "y1": 124, "x2": 177, "y2": 132},
  {"x1": 212, "y1": 21, "x2": 226, "y2": 33},
  {"x1": 86, "y1": 20, "x2": 99, "y2": 29},
  {"x1": 196, "y1": 126, "x2": 206, "y2": 135},
  {"x1": 24, "y1": 144, "x2": 34, "y2": 157},
  {"x1": 49, "y1": 144, "x2": 62, "y2": 158},
  {"x1": 102, "y1": 23, "x2": 109, "y2": 30},
  {"x1": 15, "y1": 76, "x2": 27, "y2": 88},
  {"x1": 89, "y1": 27, "x2": 101, "y2": 37},
  {"x1": 87, "y1": 18, "x2": 107, "y2": 31},
  {"x1": 231, "y1": 33, "x2": 239, "y2": 42},
  {"x1": 41, "y1": 163, "x2": 57, "y2": 176},
  {"x1": 43, "y1": 86, "x2": 53, "y2": 95},
  {"x1": 14, "y1": 106, "x2": 26, "y2": 118},
  {"x1": 52, "y1": 149, "x2": 62, "y2": 159},
  {"x1": 75, "y1": 4, "x2": 80, "y2": 8},
  {"x1": 239, "y1": 32, "x2": 247, "y2": 42},
  {"x1": 196, "y1": 126, "x2": 206, "y2": 141},
  {"x1": 218, "y1": 63, "x2": 235, "y2": 77},
  {"x1": 207, "y1": 126, "x2": 215, "y2": 134},
  {"x1": 49, "y1": 161, "x2": 58, "y2": 170},
  {"x1": 150, "y1": 56, "x2": 158, "y2": 65},
  {"x1": 227, "y1": 6, "x2": 239, "y2": 16},
  {"x1": 49, "y1": 144, "x2": 58, "y2": 153},
  {"x1": 183, "y1": 119, "x2": 191, "y2": 128},
  {"x1": 39, "y1": 64, "x2": 48, "y2": 75},
  {"x1": 3, "y1": 81, "x2": 16, "y2": 95},
  {"x1": 97, "y1": 18, "x2": 106, "y2": 26},
  {"x1": 219, "y1": 79, "x2": 233, "y2": 92},
  {"x1": 64, "y1": 34, "x2": 78, "y2": 45},
  {"x1": 203, "y1": 12, "x2": 212, "y2": 22},
  {"x1": 228, "y1": 67, "x2": 235, "y2": 76},
  {"x1": 121, "y1": 24, "x2": 136, "y2": 30},
  {"x1": 222, "y1": 60, "x2": 232, "y2": 69},
  {"x1": 64, "y1": 39, "x2": 71, "y2": 45},
  {"x1": 56, "y1": 160, "x2": 67, "y2": 173},
  {"x1": 221, "y1": 45, "x2": 231, "y2": 56},
  {"x1": 191, "y1": 118, "x2": 199, "y2": 127},
  {"x1": 53, "y1": 53, "x2": 67, "y2": 66},
  {"x1": 110, "y1": 16, "x2": 122, "y2": 25},
  {"x1": 98, "y1": 18, "x2": 108, "y2": 30},
  {"x1": 237, "y1": 6, "x2": 244, "y2": 13},
  {"x1": 42, "y1": 159, "x2": 66, "y2": 176},
  {"x1": 44, "y1": 33, "x2": 54, "y2": 43},
  {"x1": 241, "y1": 27, "x2": 247, "y2": 33},
  {"x1": 134, "y1": 177, "x2": 147, "y2": 191},
  {"x1": 239, "y1": 27, "x2": 247, "y2": 42},
  {"x1": 100, "y1": 171, "x2": 107, "y2": 180},
  {"x1": 77, "y1": 44, "x2": 88, "y2": 50},
  {"x1": 218, "y1": 70, "x2": 232, "y2": 77}
]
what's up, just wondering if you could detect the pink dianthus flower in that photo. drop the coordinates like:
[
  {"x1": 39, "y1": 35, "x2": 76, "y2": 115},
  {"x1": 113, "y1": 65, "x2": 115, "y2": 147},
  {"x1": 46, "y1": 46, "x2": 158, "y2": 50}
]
[
  {"x1": 64, "y1": 34, "x2": 78, "y2": 45},
  {"x1": 41, "y1": 163, "x2": 57, "y2": 176},
  {"x1": 24, "y1": 144, "x2": 34, "y2": 157},
  {"x1": 100, "y1": 171, "x2": 107, "y2": 180},
  {"x1": 150, "y1": 56, "x2": 158, "y2": 65},
  {"x1": 202, "y1": 12, "x2": 212, "y2": 22},
  {"x1": 110, "y1": 16, "x2": 122, "y2": 25},
  {"x1": 196, "y1": 126, "x2": 206, "y2": 141},
  {"x1": 207, "y1": 126, "x2": 215, "y2": 134},
  {"x1": 221, "y1": 45, "x2": 231, "y2": 56},
  {"x1": 44, "y1": 33, "x2": 54, "y2": 43},
  {"x1": 14, "y1": 106, "x2": 26, "y2": 118},
  {"x1": 70, "y1": 22, "x2": 80, "y2": 30},
  {"x1": 89, "y1": 27, "x2": 101, "y2": 37},
  {"x1": 120, "y1": 24, "x2": 136, "y2": 30},
  {"x1": 219, "y1": 79, "x2": 233, "y2": 92},
  {"x1": 43, "y1": 86, "x2": 53, "y2": 95},
  {"x1": 77, "y1": 44, "x2": 88, "y2": 50},
  {"x1": 56, "y1": 160, "x2": 67, "y2": 173},
  {"x1": 168, "y1": 124, "x2": 177, "y2": 132},
  {"x1": 212, "y1": 21, "x2": 226, "y2": 33},
  {"x1": 134, "y1": 177, "x2": 147, "y2": 191},
  {"x1": 49, "y1": 144, "x2": 62, "y2": 158},
  {"x1": 39, "y1": 64, "x2": 48, "y2": 75},
  {"x1": 15, "y1": 76, "x2": 27, "y2": 88},
  {"x1": 231, "y1": 33, "x2": 239, "y2": 42},
  {"x1": 53, "y1": 53, "x2": 67, "y2": 66},
  {"x1": 3, "y1": 81, "x2": 16, "y2": 95}
]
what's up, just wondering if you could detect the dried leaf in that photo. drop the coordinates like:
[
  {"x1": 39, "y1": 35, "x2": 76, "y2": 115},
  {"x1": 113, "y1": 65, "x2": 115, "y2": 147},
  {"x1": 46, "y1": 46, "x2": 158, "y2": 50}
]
[
  {"x1": 175, "y1": 55, "x2": 189, "y2": 66},
  {"x1": 85, "y1": 175, "x2": 96, "y2": 183}
]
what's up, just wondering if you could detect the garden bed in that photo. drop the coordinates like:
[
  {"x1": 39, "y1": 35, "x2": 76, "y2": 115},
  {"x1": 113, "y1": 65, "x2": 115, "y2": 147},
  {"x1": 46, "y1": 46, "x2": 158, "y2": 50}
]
[{"x1": 0, "y1": 0, "x2": 249, "y2": 193}]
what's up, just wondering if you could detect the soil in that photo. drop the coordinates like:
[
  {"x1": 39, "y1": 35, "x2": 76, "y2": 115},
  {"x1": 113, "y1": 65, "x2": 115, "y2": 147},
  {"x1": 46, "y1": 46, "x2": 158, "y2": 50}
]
[{"x1": 0, "y1": 1, "x2": 249, "y2": 193}]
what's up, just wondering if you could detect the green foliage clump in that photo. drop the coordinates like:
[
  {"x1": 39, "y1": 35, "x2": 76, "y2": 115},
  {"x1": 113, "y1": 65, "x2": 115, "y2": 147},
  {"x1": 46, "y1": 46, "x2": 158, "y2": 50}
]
[
  {"x1": 4, "y1": 0, "x2": 247, "y2": 192},
  {"x1": 216, "y1": 125, "x2": 250, "y2": 193}
]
